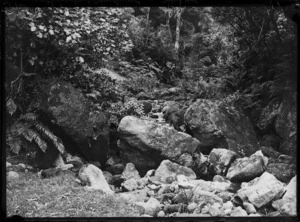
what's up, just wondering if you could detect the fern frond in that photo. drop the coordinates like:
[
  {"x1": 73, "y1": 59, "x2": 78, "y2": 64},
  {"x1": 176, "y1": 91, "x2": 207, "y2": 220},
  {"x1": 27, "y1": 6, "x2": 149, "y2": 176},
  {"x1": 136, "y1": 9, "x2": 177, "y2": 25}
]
[
  {"x1": 6, "y1": 98, "x2": 17, "y2": 116},
  {"x1": 19, "y1": 113, "x2": 38, "y2": 121},
  {"x1": 35, "y1": 123, "x2": 65, "y2": 154},
  {"x1": 22, "y1": 128, "x2": 47, "y2": 153},
  {"x1": 7, "y1": 137, "x2": 22, "y2": 154}
]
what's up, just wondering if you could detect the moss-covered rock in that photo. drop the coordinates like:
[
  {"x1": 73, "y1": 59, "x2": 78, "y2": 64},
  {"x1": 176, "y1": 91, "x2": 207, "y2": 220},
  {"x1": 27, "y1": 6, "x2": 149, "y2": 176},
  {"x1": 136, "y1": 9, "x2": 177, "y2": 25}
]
[
  {"x1": 38, "y1": 79, "x2": 109, "y2": 165},
  {"x1": 184, "y1": 99, "x2": 259, "y2": 156}
]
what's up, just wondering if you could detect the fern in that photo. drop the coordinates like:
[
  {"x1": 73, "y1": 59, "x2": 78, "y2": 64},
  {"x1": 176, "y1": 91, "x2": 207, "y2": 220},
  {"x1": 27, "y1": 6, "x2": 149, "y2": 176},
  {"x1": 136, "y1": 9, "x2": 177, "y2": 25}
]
[
  {"x1": 34, "y1": 123, "x2": 65, "y2": 154},
  {"x1": 19, "y1": 113, "x2": 38, "y2": 121},
  {"x1": 6, "y1": 101, "x2": 65, "y2": 155},
  {"x1": 6, "y1": 98, "x2": 17, "y2": 116}
]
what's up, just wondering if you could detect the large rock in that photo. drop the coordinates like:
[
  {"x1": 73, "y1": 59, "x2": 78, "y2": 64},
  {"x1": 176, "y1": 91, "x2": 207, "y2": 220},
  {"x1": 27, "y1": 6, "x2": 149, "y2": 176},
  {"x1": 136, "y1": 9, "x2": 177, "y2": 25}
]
[
  {"x1": 266, "y1": 163, "x2": 296, "y2": 183},
  {"x1": 162, "y1": 102, "x2": 188, "y2": 131},
  {"x1": 208, "y1": 148, "x2": 238, "y2": 176},
  {"x1": 256, "y1": 100, "x2": 281, "y2": 133},
  {"x1": 226, "y1": 152, "x2": 266, "y2": 182},
  {"x1": 272, "y1": 176, "x2": 296, "y2": 216},
  {"x1": 235, "y1": 172, "x2": 285, "y2": 208},
  {"x1": 117, "y1": 116, "x2": 201, "y2": 175},
  {"x1": 184, "y1": 99, "x2": 259, "y2": 156},
  {"x1": 38, "y1": 79, "x2": 109, "y2": 166},
  {"x1": 275, "y1": 92, "x2": 297, "y2": 155},
  {"x1": 78, "y1": 164, "x2": 113, "y2": 194},
  {"x1": 154, "y1": 160, "x2": 196, "y2": 183}
]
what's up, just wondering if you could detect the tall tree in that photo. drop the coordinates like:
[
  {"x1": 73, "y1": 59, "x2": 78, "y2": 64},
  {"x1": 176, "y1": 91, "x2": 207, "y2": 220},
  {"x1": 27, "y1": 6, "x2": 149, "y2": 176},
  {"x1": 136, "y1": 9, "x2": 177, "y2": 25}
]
[{"x1": 174, "y1": 7, "x2": 184, "y2": 55}]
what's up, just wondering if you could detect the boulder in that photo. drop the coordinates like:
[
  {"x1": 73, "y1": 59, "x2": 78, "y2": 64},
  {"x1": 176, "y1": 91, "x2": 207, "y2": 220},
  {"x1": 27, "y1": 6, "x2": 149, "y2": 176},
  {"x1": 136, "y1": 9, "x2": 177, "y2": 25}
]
[
  {"x1": 78, "y1": 164, "x2": 113, "y2": 194},
  {"x1": 184, "y1": 99, "x2": 259, "y2": 155},
  {"x1": 275, "y1": 92, "x2": 297, "y2": 155},
  {"x1": 162, "y1": 102, "x2": 187, "y2": 131},
  {"x1": 256, "y1": 100, "x2": 281, "y2": 133},
  {"x1": 154, "y1": 160, "x2": 196, "y2": 183},
  {"x1": 208, "y1": 148, "x2": 238, "y2": 176},
  {"x1": 121, "y1": 163, "x2": 140, "y2": 181},
  {"x1": 260, "y1": 146, "x2": 281, "y2": 159},
  {"x1": 259, "y1": 133, "x2": 280, "y2": 150},
  {"x1": 235, "y1": 172, "x2": 285, "y2": 208},
  {"x1": 38, "y1": 79, "x2": 110, "y2": 166},
  {"x1": 272, "y1": 176, "x2": 296, "y2": 216},
  {"x1": 226, "y1": 153, "x2": 266, "y2": 182},
  {"x1": 266, "y1": 163, "x2": 296, "y2": 183},
  {"x1": 117, "y1": 116, "x2": 201, "y2": 175}
]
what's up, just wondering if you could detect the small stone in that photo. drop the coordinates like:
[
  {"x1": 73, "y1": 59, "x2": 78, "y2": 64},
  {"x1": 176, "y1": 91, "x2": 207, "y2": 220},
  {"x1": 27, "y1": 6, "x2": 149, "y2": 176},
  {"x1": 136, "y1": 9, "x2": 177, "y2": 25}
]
[
  {"x1": 230, "y1": 206, "x2": 248, "y2": 216},
  {"x1": 137, "y1": 177, "x2": 148, "y2": 189},
  {"x1": 147, "y1": 190, "x2": 155, "y2": 197},
  {"x1": 224, "y1": 208, "x2": 231, "y2": 215},
  {"x1": 6, "y1": 162, "x2": 12, "y2": 167},
  {"x1": 60, "y1": 164, "x2": 74, "y2": 171},
  {"x1": 102, "y1": 171, "x2": 113, "y2": 184},
  {"x1": 74, "y1": 178, "x2": 81, "y2": 184},
  {"x1": 148, "y1": 184, "x2": 161, "y2": 191},
  {"x1": 157, "y1": 210, "x2": 165, "y2": 217},
  {"x1": 157, "y1": 184, "x2": 172, "y2": 195},
  {"x1": 187, "y1": 202, "x2": 197, "y2": 213},
  {"x1": 122, "y1": 178, "x2": 138, "y2": 191},
  {"x1": 121, "y1": 163, "x2": 141, "y2": 180},
  {"x1": 249, "y1": 213, "x2": 261, "y2": 216},
  {"x1": 144, "y1": 169, "x2": 155, "y2": 178},
  {"x1": 201, "y1": 205, "x2": 211, "y2": 214},
  {"x1": 7, "y1": 171, "x2": 19, "y2": 180},
  {"x1": 176, "y1": 174, "x2": 189, "y2": 183},
  {"x1": 222, "y1": 201, "x2": 234, "y2": 211},
  {"x1": 243, "y1": 202, "x2": 257, "y2": 214},
  {"x1": 213, "y1": 175, "x2": 229, "y2": 183},
  {"x1": 17, "y1": 163, "x2": 26, "y2": 168}
]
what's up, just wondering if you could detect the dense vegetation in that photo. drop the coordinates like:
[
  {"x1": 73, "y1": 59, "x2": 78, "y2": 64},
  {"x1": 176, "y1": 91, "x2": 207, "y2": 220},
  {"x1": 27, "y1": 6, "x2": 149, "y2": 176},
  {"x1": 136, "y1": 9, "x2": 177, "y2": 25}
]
[{"x1": 5, "y1": 6, "x2": 297, "y2": 158}]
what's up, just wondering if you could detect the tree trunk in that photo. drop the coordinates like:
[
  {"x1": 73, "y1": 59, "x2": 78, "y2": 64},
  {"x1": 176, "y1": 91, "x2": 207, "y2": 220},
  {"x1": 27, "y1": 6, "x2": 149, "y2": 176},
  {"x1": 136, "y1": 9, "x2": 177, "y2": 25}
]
[{"x1": 175, "y1": 8, "x2": 183, "y2": 55}]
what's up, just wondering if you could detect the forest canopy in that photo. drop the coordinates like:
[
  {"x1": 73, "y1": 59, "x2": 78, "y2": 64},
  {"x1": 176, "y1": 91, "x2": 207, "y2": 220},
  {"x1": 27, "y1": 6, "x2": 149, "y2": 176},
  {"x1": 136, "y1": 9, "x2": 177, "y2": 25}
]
[{"x1": 5, "y1": 6, "x2": 297, "y2": 156}]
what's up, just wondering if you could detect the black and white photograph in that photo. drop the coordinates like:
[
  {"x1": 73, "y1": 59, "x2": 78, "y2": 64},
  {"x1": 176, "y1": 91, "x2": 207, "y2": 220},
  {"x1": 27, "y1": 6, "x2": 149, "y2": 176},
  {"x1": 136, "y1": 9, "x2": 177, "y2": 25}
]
[{"x1": 4, "y1": 3, "x2": 298, "y2": 219}]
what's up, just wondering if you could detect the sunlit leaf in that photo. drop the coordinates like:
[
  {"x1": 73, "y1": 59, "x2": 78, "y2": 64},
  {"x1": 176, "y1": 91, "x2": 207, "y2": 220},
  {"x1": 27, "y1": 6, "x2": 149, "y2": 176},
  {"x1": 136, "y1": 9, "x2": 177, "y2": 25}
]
[{"x1": 66, "y1": 36, "x2": 72, "y2": 43}]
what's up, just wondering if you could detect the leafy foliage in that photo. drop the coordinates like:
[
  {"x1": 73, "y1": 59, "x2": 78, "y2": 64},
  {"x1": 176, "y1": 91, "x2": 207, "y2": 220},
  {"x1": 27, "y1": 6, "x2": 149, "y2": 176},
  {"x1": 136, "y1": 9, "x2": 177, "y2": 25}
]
[
  {"x1": 5, "y1": 7, "x2": 134, "y2": 76},
  {"x1": 108, "y1": 98, "x2": 146, "y2": 127}
]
